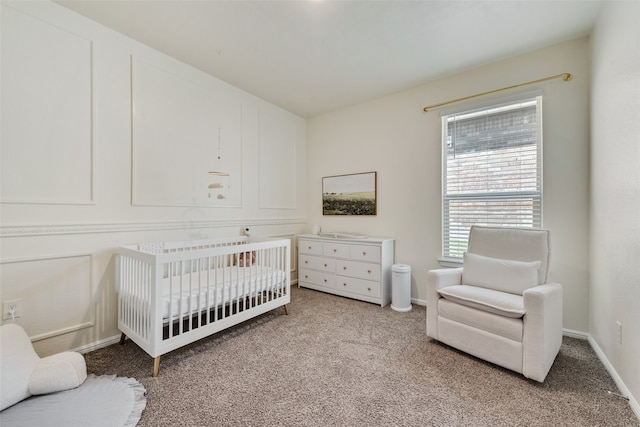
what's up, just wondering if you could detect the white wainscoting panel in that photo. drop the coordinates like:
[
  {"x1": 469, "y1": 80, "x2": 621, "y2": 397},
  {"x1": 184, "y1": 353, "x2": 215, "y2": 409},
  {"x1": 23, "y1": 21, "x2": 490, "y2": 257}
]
[
  {"x1": 258, "y1": 108, "x2": 297, "y2": 209},
  {"x1": 270, "y1": 233, "x2": 298, "y2": 275},
  {"x1": 0, "y1": 253, "x2": 95, "y2": 341},
  {"x1": 131, "y1": 56, "x2": 243, "y2": 207},
  {"x1": 1, "y1": 5, "x2": 94, "y2": 205}
]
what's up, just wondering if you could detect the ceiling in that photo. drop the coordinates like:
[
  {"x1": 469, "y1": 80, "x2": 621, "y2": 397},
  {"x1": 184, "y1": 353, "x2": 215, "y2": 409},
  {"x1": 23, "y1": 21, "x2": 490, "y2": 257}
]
[{"x1": 55, "y1": 0, "x2": 603, "y2": 118}]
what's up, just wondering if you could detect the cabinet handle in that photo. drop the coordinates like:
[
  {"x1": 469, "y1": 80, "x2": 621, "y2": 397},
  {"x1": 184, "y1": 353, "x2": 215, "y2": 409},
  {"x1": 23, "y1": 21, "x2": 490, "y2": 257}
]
[
  {"x1": 324, "y1": 279, "x2": 327, "y2": 283},
  {"x1": 324, "y1": 263, "x2": 328, "y2": 267},
  {"x1": 343, "y1": 266, "x2": 347, "y2": 270},
  {"x1": 343, "y1": 283, "x2": 347, "y2": 287},
  {"x1": 362, "y1": 251, "x2": 367, "y2": 256},
  {"x1": 333, "y1": 249, "x2": 337, "y2": 253},
  {"x1": 304, "y1": 275, "x2": 308, "y2": 279},
  {"x1": 305, "y1": 260, "x2": 308, "y2": 264},
  {"x1": 367, "y1": 287, "x2": 371, "y2": 291},
  {"x1": 367, "y1": 269, "x2": 371, "y2": 274},
  {"x1": 308, "y1": 246, "x2": 312, "y2": 250}
]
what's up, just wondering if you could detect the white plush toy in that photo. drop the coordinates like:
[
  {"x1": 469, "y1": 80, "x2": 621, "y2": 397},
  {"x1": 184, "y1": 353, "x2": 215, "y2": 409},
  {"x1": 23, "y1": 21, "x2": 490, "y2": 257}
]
[{"x1": 0, "y1": 323, "x2": 87, "y2": 411}]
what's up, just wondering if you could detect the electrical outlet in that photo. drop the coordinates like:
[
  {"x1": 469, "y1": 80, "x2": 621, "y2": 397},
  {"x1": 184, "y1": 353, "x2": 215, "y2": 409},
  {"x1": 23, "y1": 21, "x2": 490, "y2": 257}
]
[
  {"x1": 3, "y1": 299, "x2": 22, "y2": 320},
  {"x1": 616, "y1": 321, "x2": 622, "y2": 345}
]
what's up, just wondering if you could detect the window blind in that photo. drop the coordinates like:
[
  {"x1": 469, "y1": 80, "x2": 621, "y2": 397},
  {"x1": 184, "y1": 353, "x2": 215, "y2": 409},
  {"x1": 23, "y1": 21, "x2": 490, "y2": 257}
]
[{"x1": 442, "y1": 97, "x2": 542, "y2": 260}]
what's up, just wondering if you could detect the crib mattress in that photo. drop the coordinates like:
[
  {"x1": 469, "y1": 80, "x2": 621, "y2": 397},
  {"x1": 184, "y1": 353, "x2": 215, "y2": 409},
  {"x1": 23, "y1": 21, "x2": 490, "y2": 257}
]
[{"x1": 160, "y1": 265, "x2": 285, "y2": 320}]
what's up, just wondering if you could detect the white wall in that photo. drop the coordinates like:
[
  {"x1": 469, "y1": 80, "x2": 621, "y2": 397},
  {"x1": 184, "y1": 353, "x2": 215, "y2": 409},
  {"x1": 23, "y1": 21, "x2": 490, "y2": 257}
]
[
  {"x1": 306, "y1": 38, "x2": 591, "y2": 332},
  {"x1": 0, "y1": 1, "x2": 306, "y2": 356},
  {"x1": 590, "y1": 0, "x2": 640, "y2": 414}
]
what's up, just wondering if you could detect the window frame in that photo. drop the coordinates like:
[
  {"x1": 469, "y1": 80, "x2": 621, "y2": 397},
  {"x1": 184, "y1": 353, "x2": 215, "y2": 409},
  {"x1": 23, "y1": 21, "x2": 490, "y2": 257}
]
[{"x1": 439, "y1": 93, "x2": 543, "y2": 266}]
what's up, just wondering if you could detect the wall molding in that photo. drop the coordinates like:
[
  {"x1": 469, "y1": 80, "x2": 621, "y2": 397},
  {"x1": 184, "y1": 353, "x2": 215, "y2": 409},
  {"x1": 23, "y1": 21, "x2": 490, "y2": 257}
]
[
  {"x1": 1, "y1": 252, "x2": 95, "y2": 342},
  {"x1": 1, "y1": 5, "x2": 95, "y2": 205},
  {"x1": 1, "y1": 218, "x2": 307, "y2": 238}
]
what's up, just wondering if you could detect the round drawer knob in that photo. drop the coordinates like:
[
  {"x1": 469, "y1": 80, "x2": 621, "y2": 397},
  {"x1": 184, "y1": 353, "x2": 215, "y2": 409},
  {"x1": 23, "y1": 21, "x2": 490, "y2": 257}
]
[
  {"x1": 324, "y1": 263, "x2": 328, "y2": 267},
  {"x1": 304, "y1": 275, "x2": 308, "y2": 279},
  {"x1": 343, "y1": 266, "x2": 347, "y2": 270},
  {"x1": 367, "y1": 287, "x2": 371, "y2": 291},
  {"x1": 367, "y1": 269, "x2": 371, "y2": 273},
  {"x1": 362, "y1": 251, "x2": 366, "y2": 256},
  {"x1": 308, "y1": 246, "x2": 312, "y2": 250},
  {"x1": 324, "y1": 279, "x2": 327, "y2": 283},
  {"x1": 305, "y1": 260, "x2": 308, "y2": 264},
  {"x1": 333, "y1": 249, "x2": 337, "y2": 253},
  {"x1": 343, "y1": 283, "x2": 347, "y2": 287}
]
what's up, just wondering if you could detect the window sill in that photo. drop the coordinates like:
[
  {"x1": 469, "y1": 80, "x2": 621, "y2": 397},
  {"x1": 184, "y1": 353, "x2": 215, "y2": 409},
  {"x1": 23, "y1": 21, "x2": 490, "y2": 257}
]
[{"x1": 438, "y1": 257, "x2": 463, "y2": 268}]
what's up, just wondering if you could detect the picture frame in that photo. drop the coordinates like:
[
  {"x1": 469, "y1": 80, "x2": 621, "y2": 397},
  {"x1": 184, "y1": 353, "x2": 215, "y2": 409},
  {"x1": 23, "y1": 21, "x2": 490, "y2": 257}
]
[{"x1": 322, "y1": 171, "x2": 377, "y2": 215}]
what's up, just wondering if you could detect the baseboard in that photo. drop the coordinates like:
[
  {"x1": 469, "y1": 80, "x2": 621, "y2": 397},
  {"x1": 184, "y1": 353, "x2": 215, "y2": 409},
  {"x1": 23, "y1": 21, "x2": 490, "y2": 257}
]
[
  {"x1": 561, "y1": 328, "x2": 638, "y2": 420},
  {"x1": 562, "y1": 328, "x2": 589, "y2": 339},
  {"x1": 587, "y1": 335, "x2": 640, "y2": 421},
  {"x1": 73, "y1": 334, "x2": 121, "y2": 354},
  {"x1": 412, "y1": 297, "x2": 427, "y2": 307}
]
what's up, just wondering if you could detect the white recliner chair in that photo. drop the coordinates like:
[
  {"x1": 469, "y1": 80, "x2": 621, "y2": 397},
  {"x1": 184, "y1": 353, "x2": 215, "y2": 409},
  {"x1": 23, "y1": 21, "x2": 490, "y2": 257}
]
[{"x1": 426, "y1": 226, "x2": 563, "y2": 382}]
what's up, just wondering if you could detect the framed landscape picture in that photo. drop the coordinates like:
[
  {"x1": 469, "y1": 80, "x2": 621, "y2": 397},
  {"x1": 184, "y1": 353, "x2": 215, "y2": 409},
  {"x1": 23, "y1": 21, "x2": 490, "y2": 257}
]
[{"x1": 322, "y1": 171, "x2": 377, "y2": 215}]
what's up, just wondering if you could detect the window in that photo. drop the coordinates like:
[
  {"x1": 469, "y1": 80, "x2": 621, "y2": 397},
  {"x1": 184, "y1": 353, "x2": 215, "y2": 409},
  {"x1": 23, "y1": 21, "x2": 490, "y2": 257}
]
[{"x1": 441, "y1": 95, "x2": 542, "y2": 261}]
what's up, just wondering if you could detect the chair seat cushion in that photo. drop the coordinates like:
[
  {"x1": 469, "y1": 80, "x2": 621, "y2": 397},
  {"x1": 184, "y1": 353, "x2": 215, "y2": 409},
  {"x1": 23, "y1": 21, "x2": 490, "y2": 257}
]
[
  {"x1": 437, "y1": 285, "x2": 525, "y2": 318},
  {"x1": 438, "y1": 298, "x2": 523, "y2": 341},
  {"x1": 461, "y1": 252, "x2": 540, "y2": 295}
]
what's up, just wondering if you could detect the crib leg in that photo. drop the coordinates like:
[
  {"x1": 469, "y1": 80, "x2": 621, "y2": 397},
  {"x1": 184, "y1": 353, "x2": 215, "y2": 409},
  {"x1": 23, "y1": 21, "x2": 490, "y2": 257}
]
[
  {"x1": 284, "y1": 304, "x2": 289, "y2": 315},
  {"x1": 152, "y1": 356, "x2": 161, "y2": 377},
  {"x1": 119, "y1": 333, "x2": 126, "y2": 345}
]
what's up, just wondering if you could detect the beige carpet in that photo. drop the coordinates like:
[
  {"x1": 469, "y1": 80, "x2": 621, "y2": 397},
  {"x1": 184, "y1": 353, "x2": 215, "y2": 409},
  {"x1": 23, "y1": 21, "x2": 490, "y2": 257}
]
[{"x1": 85, "y1": 286, "x2": 639, "y2": 426}]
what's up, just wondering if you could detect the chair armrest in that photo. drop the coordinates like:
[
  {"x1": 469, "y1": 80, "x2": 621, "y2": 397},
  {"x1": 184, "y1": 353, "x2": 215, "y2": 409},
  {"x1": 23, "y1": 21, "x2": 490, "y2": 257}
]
[
  {"x1": 522, "y1": 282, "x2": 563, "y2": 382},
  {"x1": 426, "y1": 268, "x2": 463, "y2": 338}
]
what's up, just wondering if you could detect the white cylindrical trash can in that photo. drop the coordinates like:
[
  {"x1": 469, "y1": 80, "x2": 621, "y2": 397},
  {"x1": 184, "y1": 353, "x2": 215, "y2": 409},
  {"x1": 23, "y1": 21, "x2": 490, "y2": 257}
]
[{"x1": 391, "y1": 264, "x2": 412, "y2": 312}]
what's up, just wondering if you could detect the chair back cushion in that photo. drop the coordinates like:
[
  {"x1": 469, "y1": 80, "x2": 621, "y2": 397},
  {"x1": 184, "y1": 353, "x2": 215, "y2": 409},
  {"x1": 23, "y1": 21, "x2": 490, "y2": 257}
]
[
  {"x1": 462, "y1": 252, "x2": 540, "y2": 295},
  {"x1": 467, "y1": 226, "x2": 550, "y2": 284}
]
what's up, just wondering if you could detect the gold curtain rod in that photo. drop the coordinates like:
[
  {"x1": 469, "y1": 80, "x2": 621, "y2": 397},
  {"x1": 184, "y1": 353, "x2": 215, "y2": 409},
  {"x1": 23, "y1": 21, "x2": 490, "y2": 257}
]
[{"x1": 422, "y1": 72, "x2": 572, "y2": 113}]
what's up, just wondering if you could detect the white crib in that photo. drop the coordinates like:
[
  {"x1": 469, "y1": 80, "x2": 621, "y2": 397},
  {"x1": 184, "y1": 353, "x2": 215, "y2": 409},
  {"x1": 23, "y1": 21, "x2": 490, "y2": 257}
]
[{"x1": 116, "y1": 236, "x2": 290, "y2": 376}]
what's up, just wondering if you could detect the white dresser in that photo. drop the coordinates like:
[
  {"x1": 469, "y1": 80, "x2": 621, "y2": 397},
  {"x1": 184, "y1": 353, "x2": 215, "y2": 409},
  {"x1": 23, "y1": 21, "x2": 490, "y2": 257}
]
[{"x1": 297, "y1": 234, "x2": 395, "y2": 307}]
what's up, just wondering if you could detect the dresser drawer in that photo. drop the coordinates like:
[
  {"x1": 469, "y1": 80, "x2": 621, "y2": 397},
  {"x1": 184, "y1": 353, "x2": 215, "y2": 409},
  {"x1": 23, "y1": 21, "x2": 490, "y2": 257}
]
[
  {"x1": 323, "y1": 242, "x2": 350, "y2": 258},
  {"x1": 299, "y1": 239, "x2": 323, "y2": 256},
  {"x1": 336, "y1": 260, "x2": 380, "y2": 281},
  {"x1": 300, "y1": 269, "x2": 335, "y2": 289},
  {"x1": 349, "y1": 244, "x2": 380, "y2": 263},
  {"x1": 299, "y1": 255, "x2": 335, "y2": 272},
  {"x1": 336, "y1": 276, "x2": 381, "y2": 298}
]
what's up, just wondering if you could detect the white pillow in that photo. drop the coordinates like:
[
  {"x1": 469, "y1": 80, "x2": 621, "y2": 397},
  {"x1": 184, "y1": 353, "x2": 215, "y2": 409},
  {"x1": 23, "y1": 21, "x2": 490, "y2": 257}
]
[
  {"x1": 462, "y1": 252, "x2": 540, "y2": 295},
  {"x1": 29, "y1": 351, "x2": 87, "y2": 395},
  {"x1": 0, "y1": 324, "x2": 40, "y2": 411}
]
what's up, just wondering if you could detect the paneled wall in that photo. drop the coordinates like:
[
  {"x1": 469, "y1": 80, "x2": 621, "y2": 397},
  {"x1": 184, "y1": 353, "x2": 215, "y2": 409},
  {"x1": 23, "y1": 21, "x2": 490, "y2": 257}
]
[{"x1": 0, "y1": 1, "x2": 306, "y2": 356}]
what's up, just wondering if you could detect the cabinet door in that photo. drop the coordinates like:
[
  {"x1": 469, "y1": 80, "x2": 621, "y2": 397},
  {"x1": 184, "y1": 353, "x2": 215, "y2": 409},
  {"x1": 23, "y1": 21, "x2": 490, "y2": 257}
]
[
  {"x1": 336, "y1": 260, "x2": 380, "y2": 281},
  {"x1": 299, "y1": 255, "x2": 335, "y2": 273},
  {"x1": 299, "y1": 239, "x2": 323, "y2": 256}
]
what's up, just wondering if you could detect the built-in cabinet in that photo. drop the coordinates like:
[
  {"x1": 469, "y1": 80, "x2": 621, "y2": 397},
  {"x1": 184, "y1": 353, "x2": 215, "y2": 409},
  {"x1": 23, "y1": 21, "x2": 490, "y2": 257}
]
[{"x1": 297, "y1": 234, "x2": 394, "y2": 306}]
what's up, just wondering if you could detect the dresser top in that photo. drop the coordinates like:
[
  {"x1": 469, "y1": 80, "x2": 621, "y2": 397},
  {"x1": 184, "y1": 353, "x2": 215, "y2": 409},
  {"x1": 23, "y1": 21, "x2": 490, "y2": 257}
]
[{"x1": 298, "y1": 234, "x2": 394, "y2": 244}]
